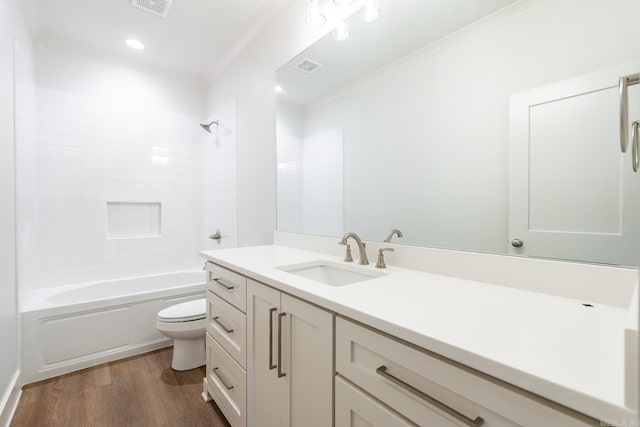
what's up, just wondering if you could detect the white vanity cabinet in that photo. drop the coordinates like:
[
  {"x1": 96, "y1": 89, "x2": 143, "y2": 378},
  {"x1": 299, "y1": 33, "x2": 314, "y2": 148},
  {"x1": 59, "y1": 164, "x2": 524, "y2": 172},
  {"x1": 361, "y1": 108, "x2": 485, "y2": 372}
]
[
  {"x1": 201, "y1": 247, "x2": 619, "y2": 427},
  {"x1": 204, "y1": 262, "x2": 248, "y2": 427},
  {"x1": 247, "y1": 278, "x2": 333, "y2": 427},
  {"x1": 335, "y1": 317, "x2": 597, "y2": 427}
]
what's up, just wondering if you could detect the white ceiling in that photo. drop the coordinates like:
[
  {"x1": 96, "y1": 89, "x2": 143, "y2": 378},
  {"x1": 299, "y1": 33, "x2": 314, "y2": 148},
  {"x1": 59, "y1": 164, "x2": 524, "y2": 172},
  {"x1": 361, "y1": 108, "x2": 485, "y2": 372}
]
[
  {"x1": 22, "y1": 0, "x2": 290, "y2": 80},
  {"x1": 277, "y1": 0, "x2": 518, "y2": 106}
]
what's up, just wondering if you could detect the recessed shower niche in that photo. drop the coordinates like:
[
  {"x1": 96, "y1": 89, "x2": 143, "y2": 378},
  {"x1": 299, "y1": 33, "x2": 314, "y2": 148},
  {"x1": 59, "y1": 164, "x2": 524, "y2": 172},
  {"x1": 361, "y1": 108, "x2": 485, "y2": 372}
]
[{"x1": 106, "y1": 202, "x2": 161, "y2": 239}]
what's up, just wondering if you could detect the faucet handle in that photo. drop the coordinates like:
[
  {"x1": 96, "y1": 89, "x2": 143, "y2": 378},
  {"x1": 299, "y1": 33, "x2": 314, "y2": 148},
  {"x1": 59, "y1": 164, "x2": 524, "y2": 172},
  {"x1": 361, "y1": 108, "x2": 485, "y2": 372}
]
[
  {"x1": 338, "y1": 241, "x2": 354, "y2": 262},
  {"x1": 375, "y1": 247, "x2": 394, "y2": 269},
  {"x1": 344, "y1": 244, "x2": 353, "y2": 262}
]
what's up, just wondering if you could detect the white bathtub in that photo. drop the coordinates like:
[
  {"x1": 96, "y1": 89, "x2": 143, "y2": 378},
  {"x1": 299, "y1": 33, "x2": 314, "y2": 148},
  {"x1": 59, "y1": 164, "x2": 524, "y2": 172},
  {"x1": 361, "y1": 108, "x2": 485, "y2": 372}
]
[{"x1": 22, "y1": 271, "x2": 206, "y2": 384}]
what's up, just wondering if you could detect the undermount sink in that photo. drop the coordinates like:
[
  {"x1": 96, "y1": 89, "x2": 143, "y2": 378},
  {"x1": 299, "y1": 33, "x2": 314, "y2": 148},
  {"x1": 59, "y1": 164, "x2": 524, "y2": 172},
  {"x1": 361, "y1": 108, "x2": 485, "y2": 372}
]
[{"x1": 276, "y1": 260, "x2": 387, "y2": 287}]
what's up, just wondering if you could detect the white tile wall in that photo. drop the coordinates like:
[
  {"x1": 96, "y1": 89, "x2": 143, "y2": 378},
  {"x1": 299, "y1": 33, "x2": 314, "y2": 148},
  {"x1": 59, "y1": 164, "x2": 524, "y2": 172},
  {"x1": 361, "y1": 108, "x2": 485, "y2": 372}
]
[
  {"x1": 35, "y1": 87, "x2": 226, "y2": 288},
  {"x1": 203, "y1": 98, "x2": 238, "y2": 251},
  {"x1": 277, "y1": 134, "x2": 303, "y2": 233},
  {"x1": 106, "y1": 202, "x2": 161, "y2": 238},
  {"x1": 276, "y1": 102, "x2": 343, "y2": 237},
  {"x1": 301, "y1": 127, "x2": 343, "y2": 236}
]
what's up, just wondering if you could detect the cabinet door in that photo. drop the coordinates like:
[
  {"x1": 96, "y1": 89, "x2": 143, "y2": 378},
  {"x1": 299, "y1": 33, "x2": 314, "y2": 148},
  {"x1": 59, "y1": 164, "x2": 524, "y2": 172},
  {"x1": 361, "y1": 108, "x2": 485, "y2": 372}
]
[
  {"x1": 247, "y1": 280, "x2": 282, "y2": 427},
  {"x1": 280, "y1": 293, "x2": 333, "y2": 427},
  {"x1": 335, "y1": 376, "x2": 416, "y2": 427}
]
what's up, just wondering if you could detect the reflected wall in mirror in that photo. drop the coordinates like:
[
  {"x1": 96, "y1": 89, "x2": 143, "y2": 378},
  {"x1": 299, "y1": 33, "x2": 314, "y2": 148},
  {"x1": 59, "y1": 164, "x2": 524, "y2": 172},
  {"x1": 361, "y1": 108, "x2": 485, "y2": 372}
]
[{"x1": 276, "y1": 0, "x2": 640, "y2": 267}]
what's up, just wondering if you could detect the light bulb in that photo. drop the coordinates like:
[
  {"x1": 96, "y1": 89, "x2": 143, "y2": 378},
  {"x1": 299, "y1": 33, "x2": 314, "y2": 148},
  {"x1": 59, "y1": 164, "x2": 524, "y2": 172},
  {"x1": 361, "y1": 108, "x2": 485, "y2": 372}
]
[
  {"x1": 332, "y1": 20, "x2": 350, "y2": 41},
  {"x1": 306, "y1": 0, "x2": 327, "y2": 26},
  {"x1": 359, "y1": 0, "x2": 380, "y2": 22}
]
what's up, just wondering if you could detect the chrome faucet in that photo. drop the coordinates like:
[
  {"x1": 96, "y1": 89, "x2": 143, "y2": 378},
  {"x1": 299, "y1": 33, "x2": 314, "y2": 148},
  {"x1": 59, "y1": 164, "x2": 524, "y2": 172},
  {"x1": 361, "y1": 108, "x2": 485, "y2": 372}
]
[
  {"x1": 384, "y1": 229, "x2": 404, "y2": 243},
  {"x1": 339, "y1": 232, "x2": 369, "y2": 265}
]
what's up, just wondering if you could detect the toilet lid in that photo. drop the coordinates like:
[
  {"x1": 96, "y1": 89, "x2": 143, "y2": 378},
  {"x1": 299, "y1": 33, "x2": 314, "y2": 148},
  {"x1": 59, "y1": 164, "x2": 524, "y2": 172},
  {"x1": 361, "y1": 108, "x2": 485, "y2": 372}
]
[{"x1": 158, "y1": 299, "x2": 206, "y2": 322}]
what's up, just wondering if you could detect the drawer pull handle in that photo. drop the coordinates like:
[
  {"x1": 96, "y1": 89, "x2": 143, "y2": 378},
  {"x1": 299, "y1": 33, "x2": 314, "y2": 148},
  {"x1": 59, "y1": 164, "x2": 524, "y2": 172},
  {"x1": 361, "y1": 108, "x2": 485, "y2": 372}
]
[
  {"x1": 269, "y1": 308, "x2": 277, "y2": 370},
  {"x1": 213, "y1": 367, "x2": 234, "y2": 390},
  {"x1": 213, "y1": 278, "x2": 235, "y2": 290},
  {"x1": 278, "y1": 312, "x2": 287, "y2": 378},
  {"x1": 376, "y1": 365, "x2": 484, "y2": 426},
  {"x1": 212, "y1": 316, "x2": 234, "y2": 333}
]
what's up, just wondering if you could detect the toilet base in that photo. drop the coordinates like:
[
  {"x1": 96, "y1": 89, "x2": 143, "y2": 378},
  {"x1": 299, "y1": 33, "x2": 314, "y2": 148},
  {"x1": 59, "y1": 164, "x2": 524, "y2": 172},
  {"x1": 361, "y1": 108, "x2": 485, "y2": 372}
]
[{"x1": 171, "y1": 337, "x2": 205, "y2": 371}]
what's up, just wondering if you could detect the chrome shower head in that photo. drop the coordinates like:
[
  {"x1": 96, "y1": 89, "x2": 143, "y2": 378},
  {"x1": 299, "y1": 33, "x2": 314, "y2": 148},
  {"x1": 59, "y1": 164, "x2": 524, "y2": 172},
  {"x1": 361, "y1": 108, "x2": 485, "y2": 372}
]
[{"x1": 200, "y1": 120, "x2": 219, "y2": 133}]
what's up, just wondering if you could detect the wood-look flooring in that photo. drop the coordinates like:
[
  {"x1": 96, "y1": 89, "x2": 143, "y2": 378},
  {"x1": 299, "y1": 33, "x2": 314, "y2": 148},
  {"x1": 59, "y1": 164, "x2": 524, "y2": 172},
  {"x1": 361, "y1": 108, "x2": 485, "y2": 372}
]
[{"x1": 11, "y1": 348, "x2": 231, "y2": 427}]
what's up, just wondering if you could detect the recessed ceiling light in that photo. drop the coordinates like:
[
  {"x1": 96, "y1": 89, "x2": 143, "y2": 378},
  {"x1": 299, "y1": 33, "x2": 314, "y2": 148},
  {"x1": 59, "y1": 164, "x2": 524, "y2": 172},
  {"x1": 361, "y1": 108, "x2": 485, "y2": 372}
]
[
  {"x1": 125, "y1": 39, "x2": 145, "y2": 50},
  {"x1": 275, "y1": 85, "x2": 284, "y2": 93}
]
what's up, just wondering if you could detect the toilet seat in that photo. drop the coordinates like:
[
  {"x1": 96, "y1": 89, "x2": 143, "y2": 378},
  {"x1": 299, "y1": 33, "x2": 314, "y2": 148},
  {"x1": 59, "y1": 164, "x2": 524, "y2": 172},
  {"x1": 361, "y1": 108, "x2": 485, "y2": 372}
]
[{"x1": 158, "y1": 299, "x2": 206, "y2": 323}]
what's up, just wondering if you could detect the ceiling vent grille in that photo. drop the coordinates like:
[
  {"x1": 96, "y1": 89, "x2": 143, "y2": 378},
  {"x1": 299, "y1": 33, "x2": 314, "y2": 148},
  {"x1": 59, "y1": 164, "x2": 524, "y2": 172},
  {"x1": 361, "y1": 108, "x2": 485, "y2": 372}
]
[
  {"x1": 294, "y1": 58, "x2": 322, "y2": 74},
  {"x1": 130, "y1": 0, "x2": 173, "y2": 18}
]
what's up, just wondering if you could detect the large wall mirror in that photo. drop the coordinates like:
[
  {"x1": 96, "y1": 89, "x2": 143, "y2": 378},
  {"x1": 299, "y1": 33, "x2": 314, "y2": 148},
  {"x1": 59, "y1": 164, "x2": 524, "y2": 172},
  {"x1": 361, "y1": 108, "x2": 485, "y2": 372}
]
[{"x1": 276, "y1": 0, "x2": 640, "y2": 267}]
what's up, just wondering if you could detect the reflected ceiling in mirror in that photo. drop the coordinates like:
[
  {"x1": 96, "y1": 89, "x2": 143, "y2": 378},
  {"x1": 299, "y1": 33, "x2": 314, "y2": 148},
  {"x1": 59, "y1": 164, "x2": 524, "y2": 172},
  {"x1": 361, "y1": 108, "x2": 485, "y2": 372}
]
[{"x1": 276, "y1": 0, "x2": 640, "y2": 267}]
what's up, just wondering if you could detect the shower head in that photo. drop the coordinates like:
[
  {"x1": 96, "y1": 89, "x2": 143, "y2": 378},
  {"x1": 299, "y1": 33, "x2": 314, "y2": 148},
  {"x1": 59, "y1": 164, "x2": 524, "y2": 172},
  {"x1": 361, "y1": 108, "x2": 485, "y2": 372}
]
[{"x1": 200, "y1": 120, "x2": 219, "y2": 133}]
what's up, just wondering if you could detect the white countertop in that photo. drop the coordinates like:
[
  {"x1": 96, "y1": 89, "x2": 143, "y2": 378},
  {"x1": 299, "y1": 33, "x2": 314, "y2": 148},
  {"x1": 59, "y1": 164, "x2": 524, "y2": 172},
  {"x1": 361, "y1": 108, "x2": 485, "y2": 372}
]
[{"x1": 200, "y1": 245, "x2": 634, "y2": 422}]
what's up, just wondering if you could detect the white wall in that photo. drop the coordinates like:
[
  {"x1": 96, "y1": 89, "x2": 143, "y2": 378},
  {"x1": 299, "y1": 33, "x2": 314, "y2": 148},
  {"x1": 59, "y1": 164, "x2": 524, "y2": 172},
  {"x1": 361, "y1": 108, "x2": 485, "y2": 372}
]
[
  {"x1": 205, "y1": 0, "x2": 355, "y2": 247},
  {"x1": 14, "y1": 37, "x2": 38, "y2": 298},
  {"x1": 301, "y1": 127, "x2": 343, "y2": 236},
  {"x1": 276, "y1": 101, "x2": 304, "y2": 233},
  {"x1": 30, "y1": 37, "x2": 213, "y2": 290},
  {"x1": 0, "y1": 0, "x2": 34, "y2": 422}
]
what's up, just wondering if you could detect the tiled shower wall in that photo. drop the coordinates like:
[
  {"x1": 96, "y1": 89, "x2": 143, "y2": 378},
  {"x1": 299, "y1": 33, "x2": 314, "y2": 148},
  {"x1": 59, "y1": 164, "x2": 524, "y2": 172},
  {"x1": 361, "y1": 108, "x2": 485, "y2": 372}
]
[
  {"x1": 276, "y1": 102, "x2": 343, "y2": 237},
  {"x1": 36, "y1": 87, "x2": 210, "y2": 287},
  {"x1": 204, "y1": 98, "x2": 238, "y2": 251},
  {"x1": 26, "y1": 37, "x2": 238, "y2": 290}
]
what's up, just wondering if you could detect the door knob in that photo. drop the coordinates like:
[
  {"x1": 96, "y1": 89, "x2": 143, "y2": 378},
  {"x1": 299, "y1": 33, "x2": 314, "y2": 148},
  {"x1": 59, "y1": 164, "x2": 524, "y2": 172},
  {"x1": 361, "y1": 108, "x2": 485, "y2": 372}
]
[
  {"x1": 511, "y1": 239, "x2": 523, "y2": 248},
  {"x1": 209, "y1": 229, "x2": 222, "y2": 242}
]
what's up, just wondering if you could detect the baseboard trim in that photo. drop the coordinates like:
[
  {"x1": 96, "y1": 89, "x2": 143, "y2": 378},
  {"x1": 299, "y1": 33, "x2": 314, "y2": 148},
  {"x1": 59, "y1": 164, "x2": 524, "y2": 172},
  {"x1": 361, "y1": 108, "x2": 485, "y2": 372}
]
[{"x1": 0, "y1": 370, "x2": 22, "y2": 427}]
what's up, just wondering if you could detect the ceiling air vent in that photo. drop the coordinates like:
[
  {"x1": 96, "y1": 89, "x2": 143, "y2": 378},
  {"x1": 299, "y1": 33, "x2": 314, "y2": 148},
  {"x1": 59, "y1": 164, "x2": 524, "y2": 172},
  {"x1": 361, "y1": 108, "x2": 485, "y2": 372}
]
[
  {"x1": 294, "y1": 58, "x2": 322, "y2": 74},
  {"x1": 130, "y1": 0, "x2": 173, "y2": 18}
]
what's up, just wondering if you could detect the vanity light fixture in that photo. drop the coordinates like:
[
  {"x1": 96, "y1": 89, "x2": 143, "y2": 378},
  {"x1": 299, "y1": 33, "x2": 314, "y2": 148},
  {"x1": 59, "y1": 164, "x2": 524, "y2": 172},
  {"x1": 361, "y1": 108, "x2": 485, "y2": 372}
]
[
  {"x1": 332, "y1": 20, "x2": 350, "y2": 41},
  {"x1": 306, "y1": 0, "x2": 327, "y2": 26},
  {"x1": 125, "y1": 39, "x2": 145, "y2": 50},
  {"x1": 359, "y1": 0, "x2": 380, "y2": 22}
]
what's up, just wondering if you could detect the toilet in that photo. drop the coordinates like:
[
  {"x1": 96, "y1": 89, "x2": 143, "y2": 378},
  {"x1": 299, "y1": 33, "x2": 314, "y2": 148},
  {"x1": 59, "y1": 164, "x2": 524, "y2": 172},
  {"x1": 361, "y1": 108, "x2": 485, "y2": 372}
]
[{"x1": 157, "y1": 298, "x2": 207, "y2": 371}]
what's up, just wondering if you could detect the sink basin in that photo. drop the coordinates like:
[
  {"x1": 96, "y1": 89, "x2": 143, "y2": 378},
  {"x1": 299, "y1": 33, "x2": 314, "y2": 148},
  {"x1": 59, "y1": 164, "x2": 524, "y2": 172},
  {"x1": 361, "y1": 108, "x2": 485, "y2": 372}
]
[{"x1": 276, "y1": 260, "x2": 387, "y2": 287}]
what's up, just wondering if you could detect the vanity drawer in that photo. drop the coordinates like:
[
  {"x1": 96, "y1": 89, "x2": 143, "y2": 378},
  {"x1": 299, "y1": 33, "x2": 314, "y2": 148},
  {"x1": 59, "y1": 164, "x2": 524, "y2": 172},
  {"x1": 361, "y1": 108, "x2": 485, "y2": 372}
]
[
  {"x1": 336, "y1": 317, "x2": 595, "y2": 427},
  {"x1": 206, "y1": 262, "x2": 247, "y2": 313},
  {"x1": 336, "y1": 375, "x2": 417, "y2": 427},
  {"x1": 206, "y1": 332, "x2": 246, "y2": 427},
  {"x1": 207, "y1": 290, "x2": 246, "y2": 369}
]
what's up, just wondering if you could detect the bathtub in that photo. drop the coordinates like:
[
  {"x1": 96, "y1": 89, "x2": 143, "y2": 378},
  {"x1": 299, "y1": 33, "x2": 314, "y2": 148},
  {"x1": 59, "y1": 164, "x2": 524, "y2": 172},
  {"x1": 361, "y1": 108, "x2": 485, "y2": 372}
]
[{"x1": 21, "y1": 271, "x2": 205, "y2": 384}]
